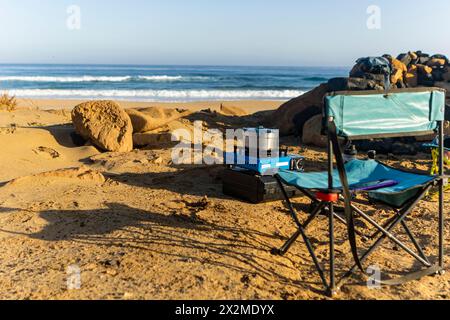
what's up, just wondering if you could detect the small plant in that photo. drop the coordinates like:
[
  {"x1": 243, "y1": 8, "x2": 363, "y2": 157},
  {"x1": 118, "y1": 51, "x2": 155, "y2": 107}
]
[{"x1": 0, "y1": 93, "x2": 17, "y2": 111}]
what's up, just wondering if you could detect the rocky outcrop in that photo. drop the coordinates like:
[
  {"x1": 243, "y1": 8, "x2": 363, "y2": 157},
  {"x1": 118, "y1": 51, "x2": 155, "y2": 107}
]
[
  {"x1": 267, "y1": 83, "x2": 328, "y2": 136},
  {"x1": 72, "y1": 100, "x2": 133, "y2": 152},
  {"x1": 302, "y1": 115, "x2": 327, "y2": 148},
  {"x1": 269, "y1": 51, "x2": 450, "y2": 150}
]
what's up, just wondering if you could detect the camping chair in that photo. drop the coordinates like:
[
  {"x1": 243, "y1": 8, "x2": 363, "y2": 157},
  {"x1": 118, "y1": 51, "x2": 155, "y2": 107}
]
[{"x1": 273, "y1": 88, "x2": 447, "y2": 296}]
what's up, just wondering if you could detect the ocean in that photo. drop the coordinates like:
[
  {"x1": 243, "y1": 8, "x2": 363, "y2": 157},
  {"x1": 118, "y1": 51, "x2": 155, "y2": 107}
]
[{"x1": 0, "y1": 64, "x2": 348, "y2": 102}]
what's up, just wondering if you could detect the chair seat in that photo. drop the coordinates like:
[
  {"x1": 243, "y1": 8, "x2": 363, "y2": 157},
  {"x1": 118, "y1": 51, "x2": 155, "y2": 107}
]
[{"x1": 278, "y1": 160, "x2": 436, "y2": 207}]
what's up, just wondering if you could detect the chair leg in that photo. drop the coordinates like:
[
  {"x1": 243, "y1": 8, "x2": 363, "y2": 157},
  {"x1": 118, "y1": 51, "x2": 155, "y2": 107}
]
[
  {"x1": 274, "y1": 176, "x2": 329, "y2": 289},
  {"x1": 272, "y1": 230, "x2": 301, "y2": 256},
  {"x1": 328, "y1": 202, "x2": 337, "y2": 296},
  {"x1": 272, "y1": 199, "x2": 325, "y2": 256},
  {"x1": 351, "y1": 204, "x2": 431, "y2": 267},
  {"x1": 343, "y1": 186, "x2": 433, "y2": 279},
  {"x1": 400, "y1": 220, "x2": 430, "y2": 265},
  {"x1": 439, "y1": 177, "x2": 445, "y2": 273}
]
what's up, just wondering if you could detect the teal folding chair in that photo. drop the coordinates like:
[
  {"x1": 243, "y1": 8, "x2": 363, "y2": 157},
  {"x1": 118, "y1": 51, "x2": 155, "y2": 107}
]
[{"x1": 273, "y1": 88, "x2": 447, "y2": 296}]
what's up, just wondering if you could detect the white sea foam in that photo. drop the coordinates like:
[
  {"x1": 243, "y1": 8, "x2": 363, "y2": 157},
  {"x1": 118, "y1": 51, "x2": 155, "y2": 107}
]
[
  {"x1": 137, "y1": 75, "x2": 210, "y2": 81},
  {"x1": 0, "y1": 75, "x2": 210, "y2": 82},
  {"x1": 8, "y1": 89, "x2": 305, "y2": 100}
]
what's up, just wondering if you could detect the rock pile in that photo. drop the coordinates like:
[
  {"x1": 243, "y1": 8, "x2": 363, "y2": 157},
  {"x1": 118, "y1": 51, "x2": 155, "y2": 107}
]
[{"x1": 268, "y1": 51, "x2": 450, "y2": 153}]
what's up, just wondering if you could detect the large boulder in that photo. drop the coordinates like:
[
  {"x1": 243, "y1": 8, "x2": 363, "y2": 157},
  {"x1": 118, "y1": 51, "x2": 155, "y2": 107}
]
[
  {"x1": 302, "y1": 115, "x2": 327, "y2": 148},
  {"x1": 266, "y1": 83, "x2": 329, "y2": 136},
  {"x1": 72, "y1": 100, "x2": 133, "y2": 152}
]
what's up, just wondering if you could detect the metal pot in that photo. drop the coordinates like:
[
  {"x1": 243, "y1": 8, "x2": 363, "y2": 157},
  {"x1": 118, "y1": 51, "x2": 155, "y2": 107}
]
[{"x1": 243, "y1": 127, "x2": 279, "y2": 158}]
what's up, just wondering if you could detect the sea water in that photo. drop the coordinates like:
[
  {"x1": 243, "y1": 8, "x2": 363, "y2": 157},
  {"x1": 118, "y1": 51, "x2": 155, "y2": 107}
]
[{"x1": 0, "y1": 64, "x2": 348, "y2": 102}]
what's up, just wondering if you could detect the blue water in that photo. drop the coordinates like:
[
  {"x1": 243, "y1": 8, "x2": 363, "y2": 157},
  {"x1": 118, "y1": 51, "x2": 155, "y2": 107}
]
[{"x1": 0, "y1": 64, "x2": 348, "y2": 102}]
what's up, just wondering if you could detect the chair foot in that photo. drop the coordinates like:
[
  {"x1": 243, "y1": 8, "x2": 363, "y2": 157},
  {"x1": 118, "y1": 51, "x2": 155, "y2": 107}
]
[
  {"x1": 326, "y1": 287, "x2": 340, "y2": 298},
  {"x1": 271, "y1": 248, "x2": 284, "y2": 256}
]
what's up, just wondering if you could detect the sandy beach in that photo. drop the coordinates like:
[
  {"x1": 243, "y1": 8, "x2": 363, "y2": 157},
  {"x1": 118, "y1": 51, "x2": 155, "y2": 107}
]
[
  {"x1": 0, "y1": 98, "x2": 448, "y2": 300},
  {"x1": 15, "y1": 98, "x2": 285, "y2": 112}
]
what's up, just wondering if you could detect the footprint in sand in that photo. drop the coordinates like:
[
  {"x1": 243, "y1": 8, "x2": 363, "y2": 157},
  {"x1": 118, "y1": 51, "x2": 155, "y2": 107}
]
[{"x1": 33, "y1": 146, "x2": 61, "y2": 159}]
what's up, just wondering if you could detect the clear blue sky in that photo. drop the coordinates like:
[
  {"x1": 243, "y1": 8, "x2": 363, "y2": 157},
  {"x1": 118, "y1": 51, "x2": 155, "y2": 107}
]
[{"x1": 0, "y1": 0, "x2": 449, "y2": 66}]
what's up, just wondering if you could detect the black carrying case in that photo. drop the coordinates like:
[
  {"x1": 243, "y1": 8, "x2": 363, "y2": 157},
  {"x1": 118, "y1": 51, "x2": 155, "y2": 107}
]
[{"x1": 222, "y1": 168, "x2": 303, "y2": 204}]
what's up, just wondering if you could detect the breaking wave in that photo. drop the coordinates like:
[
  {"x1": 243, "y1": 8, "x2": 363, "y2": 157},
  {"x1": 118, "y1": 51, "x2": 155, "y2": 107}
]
[
  {"x1": 0, "y1": 75, "x2": 211, "y2": 82},
  {"x1": 8, "y1": 89, "x2": 305, "y2": 101}
]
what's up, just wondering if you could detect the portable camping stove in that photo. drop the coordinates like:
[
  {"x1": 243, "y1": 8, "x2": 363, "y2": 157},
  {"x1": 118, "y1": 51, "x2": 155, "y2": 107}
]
[{"x1": 225, "y1": 127, "x2": 304, "y2": 176}]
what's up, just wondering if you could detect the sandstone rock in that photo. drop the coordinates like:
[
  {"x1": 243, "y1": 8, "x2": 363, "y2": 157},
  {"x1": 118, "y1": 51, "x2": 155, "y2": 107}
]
[
  {"x1": 133, "y1": 132, "x2": 176, "y2": 147},
  {"x1": 137, "y1": 107, "x2": 191, "y2": 131},
  {"x1": 219, "y1": 104, "x2": 248, "y2": 116},
  {"x1": 266, "y1": 83, "x2": 328, "y2": 136},
  {"x1": 71, "y1": 100, "x2": 133, "y2": 152},
  {"x1": 302, "y1": 115, "x2": 327, "y2": 148},
  {"x1": 126, "y1": 109, "x2": 154, "y2": 133}
]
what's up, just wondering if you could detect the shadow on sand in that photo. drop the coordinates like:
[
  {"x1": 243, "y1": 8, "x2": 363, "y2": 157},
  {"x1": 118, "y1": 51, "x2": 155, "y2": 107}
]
[{"x1": 0, "y1": 202, "x2": 325, "y2": 292}]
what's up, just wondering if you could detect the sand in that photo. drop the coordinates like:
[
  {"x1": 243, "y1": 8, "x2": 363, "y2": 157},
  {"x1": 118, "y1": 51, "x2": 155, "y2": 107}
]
[
  {"x1": 0, "y1": 99, "x2": 449, "y2": 300},
  {"x1": 16, "y1": 98, "x2": 283, "y2": 113}
]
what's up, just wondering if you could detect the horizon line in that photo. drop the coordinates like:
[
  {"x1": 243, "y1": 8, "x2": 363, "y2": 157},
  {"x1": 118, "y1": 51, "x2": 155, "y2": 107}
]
[{"x1": 0, "y1": 62, "x2": 351, "y2": 69}]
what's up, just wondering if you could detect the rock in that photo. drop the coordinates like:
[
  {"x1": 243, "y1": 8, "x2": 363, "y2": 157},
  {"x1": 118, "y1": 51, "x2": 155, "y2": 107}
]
[
  {"x1": 443, "y1": 70, "x2": 450, "y2": 82},
  {"x1": 427, "y1": 58, "x2": 446, "y2": 68},
  {"x1": 391, "y1": 142, "x2": 417, "y2": 155},
  {"x1": 405, "y1": 65, "x2": 418, "y2": 87},
  {"x1": 434, "y1": 82, "x2": 450, "y2": 99},
  {"x1": 267, "y1": 83, "x2": 329, "y2": 136},
  {"x1": 135, "y1": 107, "x2": 192, "y2": 132},
  {"x1": 133, "y1": 132, "x2": 176, "y2": 147},
  {"x1": 415, "y1": 133, "x2": 436, "y2": 142},
  {"x1": 72, "y1": 100, "x2": 133, "y2": 152},
  {"x1": 219, "y1": 104, "x2": 248, "y2": 116},
  {"x1": 439, "y1": 120, "x2": 450, "y2": 137},
  {"x1": 302, "y1": 115, "x2": 327, "y2": 148},
  {"x1": 126, "y1": 109, "x2": 154, "y2": 133}
]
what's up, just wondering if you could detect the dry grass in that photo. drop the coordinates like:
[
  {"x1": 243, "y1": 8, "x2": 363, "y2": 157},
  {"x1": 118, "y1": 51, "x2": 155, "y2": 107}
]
[{"x1": 0, "y1": 93, "x2": 17, "y2": 111}]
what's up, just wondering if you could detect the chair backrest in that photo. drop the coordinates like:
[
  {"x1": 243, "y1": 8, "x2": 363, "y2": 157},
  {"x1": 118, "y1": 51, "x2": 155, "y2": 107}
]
[{"x1": 325, "y1": 88, "x2": 446, "y2": 139}]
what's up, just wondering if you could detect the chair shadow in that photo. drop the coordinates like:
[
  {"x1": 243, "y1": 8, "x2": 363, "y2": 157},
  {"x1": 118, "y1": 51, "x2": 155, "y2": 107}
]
[{"x1": 1, "y1": 202, "x2": 327, "y2": 293}]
